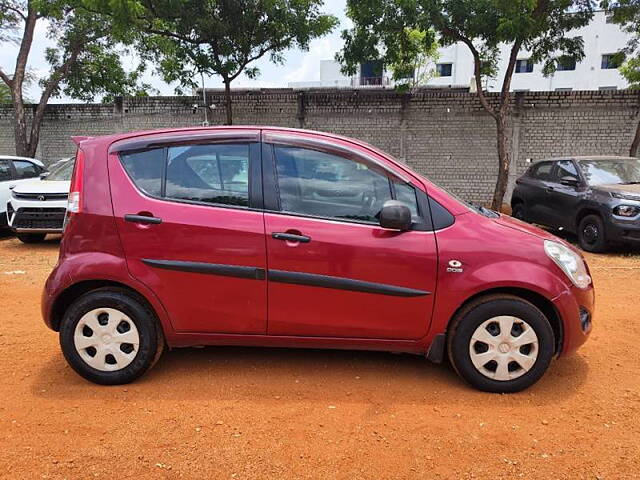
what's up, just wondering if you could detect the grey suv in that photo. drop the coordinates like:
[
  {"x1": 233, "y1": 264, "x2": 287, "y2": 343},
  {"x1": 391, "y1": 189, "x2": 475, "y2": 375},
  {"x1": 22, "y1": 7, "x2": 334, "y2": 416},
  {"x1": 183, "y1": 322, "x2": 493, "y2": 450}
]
[{"x1": 511, "y1": 156, "x2": 640, "y2": 252}]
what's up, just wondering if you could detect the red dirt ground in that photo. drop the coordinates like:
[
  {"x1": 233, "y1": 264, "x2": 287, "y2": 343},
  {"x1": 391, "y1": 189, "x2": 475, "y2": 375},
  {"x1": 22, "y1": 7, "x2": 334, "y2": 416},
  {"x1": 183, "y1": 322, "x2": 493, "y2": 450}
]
[{"x1": 0, "y1": 233, "x2": 639, "y2": 479}]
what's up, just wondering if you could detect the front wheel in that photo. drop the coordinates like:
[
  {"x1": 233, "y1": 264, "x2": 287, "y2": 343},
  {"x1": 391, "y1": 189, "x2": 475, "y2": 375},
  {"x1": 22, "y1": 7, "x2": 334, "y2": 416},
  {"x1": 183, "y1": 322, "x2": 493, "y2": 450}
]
[
  {"x1": 59, "y1": 288, "x2": 164, "y2": 385},
  {"x1": 578, "y1": 214, "x2": 608, "y2": 253},
  {"x1": 17, "y1": 233, "x2": 46, "y2": 243},
  {"x1": 447, "y1": 295, "x2": 555, "y2": 393}
]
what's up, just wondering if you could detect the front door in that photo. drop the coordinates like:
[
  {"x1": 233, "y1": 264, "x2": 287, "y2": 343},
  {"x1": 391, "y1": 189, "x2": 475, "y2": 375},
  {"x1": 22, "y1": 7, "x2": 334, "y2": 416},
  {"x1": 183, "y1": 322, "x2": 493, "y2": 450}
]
[
  {"x1": 109, "y1": 130, "x2": 267, "y2": 334},
  {"x1": 262, "y1": 137, "x2": 438, "y2": 340}
]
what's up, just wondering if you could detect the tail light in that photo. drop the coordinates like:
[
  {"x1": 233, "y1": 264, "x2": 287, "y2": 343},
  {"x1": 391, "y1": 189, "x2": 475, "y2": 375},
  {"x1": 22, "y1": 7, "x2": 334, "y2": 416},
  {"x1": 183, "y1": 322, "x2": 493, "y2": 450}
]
[{"x1": 67, "y1": 149, "x2": 85, "y2": 214}]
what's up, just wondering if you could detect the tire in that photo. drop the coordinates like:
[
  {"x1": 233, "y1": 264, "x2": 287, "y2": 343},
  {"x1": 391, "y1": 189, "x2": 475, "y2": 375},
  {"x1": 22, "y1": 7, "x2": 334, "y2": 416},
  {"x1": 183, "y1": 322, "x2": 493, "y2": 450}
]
[
  {"x1": 17, "y1": 233, "x2": 46, "y2": 243},
  {"x1": 447, "y1": 294, "x2": 555, "y2": 393},
  {"x1": 59, "y1": 287, "x2": 164, "y2": 385},
  {"x1": 511, "y1": 203, "x2": 527, "y2": 222},
  {"x1": 578, "y1": 214, "x2": 608, "y2": 253}
]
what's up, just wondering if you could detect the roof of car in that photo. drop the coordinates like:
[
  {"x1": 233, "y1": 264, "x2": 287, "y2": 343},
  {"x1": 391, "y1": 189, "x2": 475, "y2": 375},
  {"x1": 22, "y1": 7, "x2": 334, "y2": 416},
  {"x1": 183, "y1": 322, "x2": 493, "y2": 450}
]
[
  {"x1": 0, "y1": 155, "x2": 45, "y2": 166},
  {"x1": 535, "y1": 155, "x2": 637, "y2": 162}
]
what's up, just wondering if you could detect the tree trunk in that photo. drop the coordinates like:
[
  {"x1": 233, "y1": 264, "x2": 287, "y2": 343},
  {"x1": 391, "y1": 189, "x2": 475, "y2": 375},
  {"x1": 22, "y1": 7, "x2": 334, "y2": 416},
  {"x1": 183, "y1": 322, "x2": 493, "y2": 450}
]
[
  {"x1": 491, "y1": 114, "x2": 511, "y2": 212},
  {"x1": 224, "y1": 80, "x2": 233, "y2": 125},
  {"x1": 12, "y1": 96, "x2": 31, "y2": 157},
  {"x1": 630, "y1": 118, "x2": 640, "y2": 157}
]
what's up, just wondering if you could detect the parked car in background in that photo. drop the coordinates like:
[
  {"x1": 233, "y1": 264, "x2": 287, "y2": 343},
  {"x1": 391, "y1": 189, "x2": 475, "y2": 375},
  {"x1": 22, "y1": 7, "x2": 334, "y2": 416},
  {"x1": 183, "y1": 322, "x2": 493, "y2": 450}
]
[
  {"x1": 0, "y1": 155, "x2": 46, "y2": 229},
  {"x1": 7, "y1": 157, "x2": 73, "y2": 243},
  {"x1": 511, "y1": 156, "x2": 640, "y2": 252},
  {"x1": 43, "y1": 127, "x2": 593, "y2": 393}
]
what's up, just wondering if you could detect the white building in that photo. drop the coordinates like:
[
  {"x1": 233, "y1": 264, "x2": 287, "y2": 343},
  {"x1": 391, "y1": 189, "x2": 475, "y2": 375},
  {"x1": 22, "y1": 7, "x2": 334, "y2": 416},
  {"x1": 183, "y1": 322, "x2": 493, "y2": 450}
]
[{"x1": 289, "y1": 11, "x2": 631, "y2": 92}]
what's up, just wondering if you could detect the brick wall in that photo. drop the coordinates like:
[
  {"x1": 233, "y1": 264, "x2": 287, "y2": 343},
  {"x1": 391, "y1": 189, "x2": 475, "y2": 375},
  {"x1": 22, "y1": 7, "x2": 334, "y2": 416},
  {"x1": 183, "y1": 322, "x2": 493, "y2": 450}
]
[{"x1": 1, "y1": 89, "x2": 638, "y2": 203}]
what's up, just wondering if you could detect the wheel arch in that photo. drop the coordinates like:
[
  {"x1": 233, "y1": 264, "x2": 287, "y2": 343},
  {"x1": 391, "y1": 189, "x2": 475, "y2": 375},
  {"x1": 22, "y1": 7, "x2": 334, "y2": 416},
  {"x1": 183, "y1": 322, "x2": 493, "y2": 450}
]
[
  {"x1": 575, "y1": 206, "x2": 602, "y2": 230},
  {"x1": 446, "y1": 287, "x2": 563, "y2": 355},
  {"x1": 50, "y1": 279, "x2": 160, "y2": 332}
]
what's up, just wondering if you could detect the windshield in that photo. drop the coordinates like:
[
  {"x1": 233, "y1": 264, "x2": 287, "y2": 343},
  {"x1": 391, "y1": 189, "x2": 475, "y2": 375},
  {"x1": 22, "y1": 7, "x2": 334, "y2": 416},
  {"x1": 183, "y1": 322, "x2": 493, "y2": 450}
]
[
  {"x1": 578, "y1": 158, "x2": 640, "y2": 186},
  {"x1": 45, "y1": 160, "x2": 74, "y2": 181}
]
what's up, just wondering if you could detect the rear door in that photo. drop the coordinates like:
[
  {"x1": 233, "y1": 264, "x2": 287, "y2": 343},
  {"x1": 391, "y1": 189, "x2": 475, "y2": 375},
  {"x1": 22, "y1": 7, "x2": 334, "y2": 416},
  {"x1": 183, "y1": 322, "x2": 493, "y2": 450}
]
[
  {"x1": 262, "y1": 132, "x2": 438, "y2": 340},
  {"x1": 525, "y1": 161, "x2": 556, "y2": 225},
  {"x1": 109, "y1": 130, "x2": 267, "y2": 334}
]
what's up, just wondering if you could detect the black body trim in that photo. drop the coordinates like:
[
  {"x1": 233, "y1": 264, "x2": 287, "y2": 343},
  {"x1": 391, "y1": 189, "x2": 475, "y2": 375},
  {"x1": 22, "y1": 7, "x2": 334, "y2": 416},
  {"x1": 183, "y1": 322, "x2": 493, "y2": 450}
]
[
  {"x1": 142, "y1": 259, "x2": 266, "y2": 280},
  {"x1": 272, "y1": 232, "x2": 311, "y2": 243},
  {"x1": 125, "y1": 214, "x2": 162, "y2": 225},
  {"x1": 268, "y1": 269, "x2": 430, "y2": 297}
]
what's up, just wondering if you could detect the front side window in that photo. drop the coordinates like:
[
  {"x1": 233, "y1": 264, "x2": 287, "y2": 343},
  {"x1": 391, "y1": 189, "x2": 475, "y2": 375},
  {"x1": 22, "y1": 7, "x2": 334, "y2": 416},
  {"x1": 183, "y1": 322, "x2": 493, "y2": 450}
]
[
  {"x1": 0, "y1": 160, "x2": 11, "y2": 181},
  {"x1": 13, "y1": 160, "x2": 40, "y2": 179},
  {"x1": 515, "y1": 59, "x2": 534, "y2": 73},
  {"x1": 555, "y1": 160, "x2": 579, "y2": 181},
  {"x1": 166, "y1": 144, "x2": 249, "y2": 207},
  {"x1": 392, "y1": 178, "x2": 419, "y2": 217},
  {"x1": 273, "y1": 146, "x2": 392, "y2": 222}
]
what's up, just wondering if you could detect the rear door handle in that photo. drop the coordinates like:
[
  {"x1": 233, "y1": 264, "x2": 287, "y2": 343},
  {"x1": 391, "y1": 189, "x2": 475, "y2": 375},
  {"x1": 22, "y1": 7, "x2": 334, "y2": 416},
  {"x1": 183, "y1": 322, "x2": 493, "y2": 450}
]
[
  {"x1": 124, "y1": 214, "x2": 162, "y2": 225},
  {"x1": 272, "y1": 232, "x2": 311, "y2": 243}
]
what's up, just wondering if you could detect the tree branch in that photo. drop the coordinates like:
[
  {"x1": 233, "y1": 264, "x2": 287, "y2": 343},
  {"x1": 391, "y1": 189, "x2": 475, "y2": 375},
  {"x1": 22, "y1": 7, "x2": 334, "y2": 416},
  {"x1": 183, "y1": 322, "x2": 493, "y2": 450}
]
[
  {"x1": 13, "y1": 8, "x2": 37, "y2": 92},
  {"x1": 0, "y1": 67, "x2": 12, "y2": 87},
  {"x1": 499, "y1": 40, "x2": 523, "y2": 113},
  {"x1": 0, "y1": 2, "x2": 27, "y2": 21}
]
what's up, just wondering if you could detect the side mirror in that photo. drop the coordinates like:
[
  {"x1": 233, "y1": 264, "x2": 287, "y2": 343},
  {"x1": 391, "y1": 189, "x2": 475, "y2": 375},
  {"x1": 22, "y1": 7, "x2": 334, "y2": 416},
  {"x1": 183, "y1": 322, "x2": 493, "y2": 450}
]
[
  {"x1": 560, "y1": 176, "x2": 579, "y2": 187},
  {"x1": 40, "y1": 172, "x2": 50, "y2": 179},
  {"x1": 379, "y1": 200, "x2": 412, "y2": 231}
]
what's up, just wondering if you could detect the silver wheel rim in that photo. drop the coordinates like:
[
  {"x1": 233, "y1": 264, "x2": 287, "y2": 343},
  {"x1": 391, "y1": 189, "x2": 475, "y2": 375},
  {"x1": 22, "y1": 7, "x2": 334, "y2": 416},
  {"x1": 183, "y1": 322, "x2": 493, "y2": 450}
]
[
  {"x1": 469, "y1": 316, "x2": 539, "y2": 381},
  {"x1": 73, "y1": 308, "x2": 140, "y2": 372}
]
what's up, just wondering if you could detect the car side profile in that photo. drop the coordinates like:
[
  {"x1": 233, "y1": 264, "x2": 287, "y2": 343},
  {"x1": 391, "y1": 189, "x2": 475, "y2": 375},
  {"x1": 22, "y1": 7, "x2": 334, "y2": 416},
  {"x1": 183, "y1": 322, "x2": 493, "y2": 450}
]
[
  {"x1": 511, "y1": 156, "x2": 640, "y2": 252},
  {"x1": 43, "y1": 127, "x2": 594, "y2": 393},
  {"x1": 0, "y1": 155, "x2": 46, "y2": 229}
]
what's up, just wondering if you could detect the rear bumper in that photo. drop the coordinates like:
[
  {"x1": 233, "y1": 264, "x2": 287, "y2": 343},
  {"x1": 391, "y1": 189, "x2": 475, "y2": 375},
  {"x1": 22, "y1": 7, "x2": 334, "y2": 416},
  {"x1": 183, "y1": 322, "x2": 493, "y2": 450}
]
[{"x1": 552, "y1": 283, "x2": 594, "y2": 356}]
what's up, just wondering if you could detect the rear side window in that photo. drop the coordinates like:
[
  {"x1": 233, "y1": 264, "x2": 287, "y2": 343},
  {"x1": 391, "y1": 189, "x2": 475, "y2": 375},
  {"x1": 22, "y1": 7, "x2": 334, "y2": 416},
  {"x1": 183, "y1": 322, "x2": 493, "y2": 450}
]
[
  {"x1": 166, "y1": 144, "x2": 249, "y2": 207},
  {"x1": 0, "y1": 160, "x2": 11, "y2": 181},
  {"x1": 273, "y1": 146, "x2": 392, "y2": 222},
  {"x1": 120, "y1": 149, "x2": 163, "y2": 196},
  {"x1": 13, "y1": 160, "x2": 40, "y2": 179},
  {"x1": 529, "y1": 162, "x2": 554, "y2": 180}
]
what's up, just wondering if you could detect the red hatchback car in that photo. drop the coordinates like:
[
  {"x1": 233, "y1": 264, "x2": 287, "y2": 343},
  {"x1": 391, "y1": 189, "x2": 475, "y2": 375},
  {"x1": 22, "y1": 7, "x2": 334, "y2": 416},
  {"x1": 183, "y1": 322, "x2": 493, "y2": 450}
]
[{"x1": 43, "y1": 127, "x2": 594, "y2": 392}]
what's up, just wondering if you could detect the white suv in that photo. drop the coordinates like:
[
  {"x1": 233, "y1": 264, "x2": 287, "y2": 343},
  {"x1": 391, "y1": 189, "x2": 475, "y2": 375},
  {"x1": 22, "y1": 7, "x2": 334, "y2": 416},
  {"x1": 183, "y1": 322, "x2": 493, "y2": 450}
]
[
  {"x1": 7, "y1": 158, "x2": 73, "y2": 243},
  {"x1": 1, "y1": 156, "x2": 46, "y2": 231}
]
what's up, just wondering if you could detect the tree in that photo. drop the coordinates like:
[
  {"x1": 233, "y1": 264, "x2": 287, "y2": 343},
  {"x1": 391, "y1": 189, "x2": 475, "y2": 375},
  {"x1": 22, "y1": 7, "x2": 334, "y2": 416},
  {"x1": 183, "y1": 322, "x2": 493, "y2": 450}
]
[
  {"x1": 123, "y1": 0, "x2": 337, "y2": 125},
  {"x1": 603, "y1": 0, "x2": 640, "y2": 156},
  {"x1": 0, "y1": 82, "x2": 11, "y2": 103},
  {"x1": 0, "y1": 0, "x2": 153, "y2": 157},
  {"x1": 388, "y1": 28, "x2": 440, "y2": 93},
  {"x1": 339, "y1": 0, "x2": 595, "y2": 210}
]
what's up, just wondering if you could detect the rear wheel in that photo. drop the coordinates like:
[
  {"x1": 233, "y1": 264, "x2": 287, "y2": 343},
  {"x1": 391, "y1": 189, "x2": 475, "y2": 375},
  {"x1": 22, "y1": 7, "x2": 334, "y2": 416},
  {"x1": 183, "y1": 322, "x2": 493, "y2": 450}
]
[
  {"x1": 17, "y1": 233, "x2": 46, "y2": 243},
  {"x1": 59, "y1": 288, "x2": 164, "y2": 385},
  {"x1": 578, "y1": 214, "x2": 608, "y2": 253},
  {"x1": 447, "y1": 295, "x2": 555, "y2": 393}
]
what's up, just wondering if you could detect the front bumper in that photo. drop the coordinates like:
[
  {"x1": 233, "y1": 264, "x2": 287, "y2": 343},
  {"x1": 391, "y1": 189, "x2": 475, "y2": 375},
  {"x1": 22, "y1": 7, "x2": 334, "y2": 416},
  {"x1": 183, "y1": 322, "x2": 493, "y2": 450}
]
[
  {"x1": 552, "y1": 283, "x2": 595, "y2": 356},
  {"x1": 606, "y1": 216, "x2": 640, "y2": 245},
  {"x1": 7, "y1": 198, "x2": 67, "y2": 233}
]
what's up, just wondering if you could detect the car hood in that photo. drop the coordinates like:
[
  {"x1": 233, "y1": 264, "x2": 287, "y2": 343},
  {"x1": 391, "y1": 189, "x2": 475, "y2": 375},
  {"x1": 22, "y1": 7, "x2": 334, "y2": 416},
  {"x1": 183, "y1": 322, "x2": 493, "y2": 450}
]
[
  {"x1": 593, "y1": 183, "x2": 640, "y2": 199},
  {"x1": 492, "y1": 213, "x2": 568, "y2": 244},
  {"x1": 12, "y1": 179, "x2": 70, "y2": 194}
]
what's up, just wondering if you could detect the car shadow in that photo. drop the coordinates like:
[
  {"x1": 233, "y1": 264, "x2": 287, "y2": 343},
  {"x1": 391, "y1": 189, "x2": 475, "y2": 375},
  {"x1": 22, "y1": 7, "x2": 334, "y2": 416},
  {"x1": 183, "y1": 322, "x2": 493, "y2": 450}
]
[{"x1": 31, "y1": 345, "x2": 589, "y2": 406}]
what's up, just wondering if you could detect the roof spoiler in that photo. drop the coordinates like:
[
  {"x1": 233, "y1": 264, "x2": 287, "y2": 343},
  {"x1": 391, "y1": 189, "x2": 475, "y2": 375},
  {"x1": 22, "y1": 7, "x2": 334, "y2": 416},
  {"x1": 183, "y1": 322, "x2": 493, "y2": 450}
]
[{"x1": 71, "y1": 136, "x2": 93, "y2": 146}]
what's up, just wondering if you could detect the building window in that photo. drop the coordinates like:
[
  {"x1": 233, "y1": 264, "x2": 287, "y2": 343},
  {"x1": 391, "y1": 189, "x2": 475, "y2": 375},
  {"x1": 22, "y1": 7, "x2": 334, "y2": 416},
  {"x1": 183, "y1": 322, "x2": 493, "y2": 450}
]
[
  {"x1": 515, "y1": 59, "x2": 534, "y2": 73},
  {"x1": 360, "y1": 60, "x2": 384, "y2": 86},
  {"x1": 436, "y1": 63, "x2": 452, "y2": 77},
  {"x1": 601, "y1": 54, "x2": 623, "y2": 69},
  {"x1": 556, "y1": 56, "x2": 576, "y2": 71},
  {"x1": 599, "y1": 86, "x2": 618, "y2": 91}
]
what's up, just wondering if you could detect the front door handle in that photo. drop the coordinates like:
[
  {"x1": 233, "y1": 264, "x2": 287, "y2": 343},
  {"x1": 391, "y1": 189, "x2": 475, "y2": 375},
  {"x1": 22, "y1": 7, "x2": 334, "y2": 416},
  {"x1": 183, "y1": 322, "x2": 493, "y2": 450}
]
[
  {"x1": 272, "y1": 232, "x2": 311, "y2": 243},
  {"x1": 124, "y1": 214, "x2": 162, "y2": 225},
  {"x1": 545, "y1": 186, "x2": 555, "y2": 193}
]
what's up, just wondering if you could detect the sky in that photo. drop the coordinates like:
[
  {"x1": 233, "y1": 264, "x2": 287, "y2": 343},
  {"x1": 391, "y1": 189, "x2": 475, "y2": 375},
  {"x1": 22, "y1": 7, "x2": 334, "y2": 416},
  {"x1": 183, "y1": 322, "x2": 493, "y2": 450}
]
[{"x1": 0, "y1": 0, "x2": 350, "y2": 103}]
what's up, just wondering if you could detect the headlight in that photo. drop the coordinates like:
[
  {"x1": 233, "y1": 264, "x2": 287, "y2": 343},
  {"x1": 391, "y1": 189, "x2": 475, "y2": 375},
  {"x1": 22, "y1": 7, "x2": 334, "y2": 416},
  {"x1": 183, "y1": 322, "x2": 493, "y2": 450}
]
[
  {"x1": 544, "y1": 240, "x2": 591, "y2": 289},
  {"x1": 613, "y1": 205, "x2": 640, "y2": 217}
]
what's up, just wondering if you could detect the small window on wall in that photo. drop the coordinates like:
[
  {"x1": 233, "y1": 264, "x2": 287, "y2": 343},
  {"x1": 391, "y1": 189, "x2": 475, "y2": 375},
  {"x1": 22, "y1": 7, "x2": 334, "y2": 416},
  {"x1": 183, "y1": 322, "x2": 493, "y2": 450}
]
[
  {"x1": 556, "y1": 56, "x2": 576, "y2": 71},
  {"x1": 166, "y1": 143, "x2": 250, "y2": 207},
  {"x1": 601, "y1": 53, "x2": 623, "y2": 69},
  {"x1": 515, "y1": 59, "x2": 534, "y2": 73},
  {"x1": 436, "y1": 63, "x2": 453, "y2": 77},
  {"x1": 120, "y1": 149, "x2": 164, "y2": 196}
]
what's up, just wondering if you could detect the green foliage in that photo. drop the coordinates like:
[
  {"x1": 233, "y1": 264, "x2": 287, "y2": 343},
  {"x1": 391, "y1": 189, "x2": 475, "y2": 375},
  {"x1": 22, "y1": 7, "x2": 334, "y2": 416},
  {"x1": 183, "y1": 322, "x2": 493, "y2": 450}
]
[
  {"x1": 603, "y1": 0, "x2": 640, "y2": 87},
  {"x1": 339, "y1": 0, "x2": 595, "y2": 88},
  {"x1": 388, "y1": 28, "x2": 440, "y2": 92},
  {"x1": 0, "y1": 82, "x2": 11, "y2": 103},
  {"x1": 97, "y1": 0, "x2": 338, "y2": 93}
]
